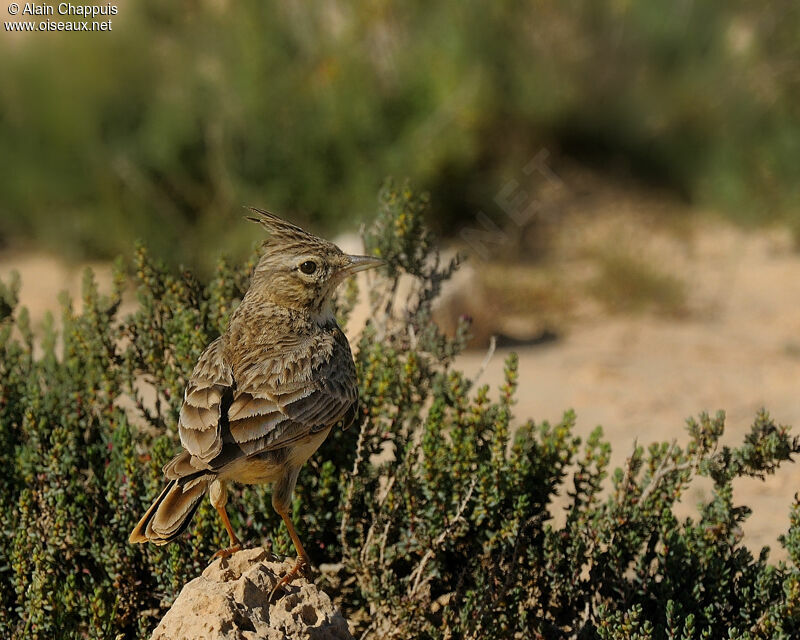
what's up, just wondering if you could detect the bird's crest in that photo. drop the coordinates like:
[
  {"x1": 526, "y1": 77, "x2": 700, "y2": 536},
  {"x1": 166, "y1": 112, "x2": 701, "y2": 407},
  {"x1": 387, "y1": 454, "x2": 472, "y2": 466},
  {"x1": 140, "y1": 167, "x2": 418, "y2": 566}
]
[{"x1": 245, "y1": 207, "x2": 320, "y2": 247}]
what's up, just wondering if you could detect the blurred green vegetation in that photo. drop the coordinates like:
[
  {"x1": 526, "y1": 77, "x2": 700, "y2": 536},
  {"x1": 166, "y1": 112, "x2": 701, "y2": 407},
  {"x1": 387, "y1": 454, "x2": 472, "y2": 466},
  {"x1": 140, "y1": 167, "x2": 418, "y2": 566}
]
[{"x1": 1, "y1": 1, "x2": 799, "y2": 272}]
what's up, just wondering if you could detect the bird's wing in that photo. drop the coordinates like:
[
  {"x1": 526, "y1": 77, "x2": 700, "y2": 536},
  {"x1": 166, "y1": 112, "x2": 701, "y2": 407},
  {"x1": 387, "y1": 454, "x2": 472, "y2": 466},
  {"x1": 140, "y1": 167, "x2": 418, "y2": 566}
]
[
  {"x1": 175, "y1": 327, "x2": 357, "y2": 472},
  {"x1": 177, "y1": 336, "x2": 233, "y2": 464},
  {"x1": 216, "y1": 327, "x2": 357, "y2": 463}
]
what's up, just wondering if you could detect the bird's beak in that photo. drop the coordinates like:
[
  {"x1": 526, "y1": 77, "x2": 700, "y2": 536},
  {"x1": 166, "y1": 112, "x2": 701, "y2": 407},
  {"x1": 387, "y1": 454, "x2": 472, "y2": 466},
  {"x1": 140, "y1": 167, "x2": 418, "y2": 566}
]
[{"x1": 341, "y1": 254, "x2": 385, "y2": 276}]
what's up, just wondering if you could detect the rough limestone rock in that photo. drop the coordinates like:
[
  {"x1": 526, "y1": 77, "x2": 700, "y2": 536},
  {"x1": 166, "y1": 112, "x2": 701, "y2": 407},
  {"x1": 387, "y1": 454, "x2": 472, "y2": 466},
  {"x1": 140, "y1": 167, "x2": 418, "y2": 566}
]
[{"x1": 150, "y1": 547, "x2": 353, "y2": 640}]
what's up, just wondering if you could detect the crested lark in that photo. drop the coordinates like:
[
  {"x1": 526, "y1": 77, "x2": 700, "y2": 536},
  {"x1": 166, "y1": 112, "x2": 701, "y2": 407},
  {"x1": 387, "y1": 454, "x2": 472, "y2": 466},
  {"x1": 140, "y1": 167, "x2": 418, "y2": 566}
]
[{"x1": 129, "y1": 209, "x2": 382, "y2": 598}]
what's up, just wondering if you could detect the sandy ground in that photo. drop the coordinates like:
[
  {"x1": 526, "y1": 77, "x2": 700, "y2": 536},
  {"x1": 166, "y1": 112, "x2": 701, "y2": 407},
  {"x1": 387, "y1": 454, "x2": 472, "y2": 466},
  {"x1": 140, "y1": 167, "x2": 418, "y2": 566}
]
[
  {"x1": 0, "y1": 251, "x2": 118, "y2": 324},
  {"x1": 2, "y1": 213, "x2": 800, "y2": 560},
  {"x1": 454, "y1": 218, "x2": 800, "y2": 560}
]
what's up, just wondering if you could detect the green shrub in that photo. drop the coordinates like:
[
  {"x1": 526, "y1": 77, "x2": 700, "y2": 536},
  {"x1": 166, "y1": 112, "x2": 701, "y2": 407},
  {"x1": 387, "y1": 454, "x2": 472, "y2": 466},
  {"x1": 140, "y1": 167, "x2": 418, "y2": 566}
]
[{"x1": 2, "y1": 183, "x2": 800, "y2": 639}]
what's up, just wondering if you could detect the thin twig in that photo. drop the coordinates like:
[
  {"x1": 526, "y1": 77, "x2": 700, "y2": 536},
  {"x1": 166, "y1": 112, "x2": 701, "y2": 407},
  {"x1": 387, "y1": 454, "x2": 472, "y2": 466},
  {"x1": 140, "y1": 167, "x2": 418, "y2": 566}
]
[
  {"x1": 608, "y1": 439, "x2": 639, "y2": 550},
  {"x1": 360, "y1": 521, "x2": 375, "y2": 568},
  {"x1": 408, "y1": 477, "x2": 477, "y2": 597},
  {"x1": 638, "y1": 440, "x2": 677, "y2": 504},
  {"x1": 639, "y1": 440, "x2": 694, "y2": 506},
  {"x1": 378, "y1": 521, "x2": 391, "y2": 568},
  {"x1": 472, "y1": 335, "x2": 497, "y2": 386},
  {"x1": 408, "y1": 323, "x2": 417, "y2": 350},
  {"x1": 340, "y1": 419, "x2": 369, "y2": 557},
  {"x1": 378, "y1": 476, "x2": 396, "y2": 508},
  {"x1": 359, "y1": 620, "x2": 377, "y2": 640},
  {"x1": 502, "y1": 513, "x2": 543, "y2": 595},
  {"x1": 620, "y1": 438, "x2": 638, "y2": 498}
]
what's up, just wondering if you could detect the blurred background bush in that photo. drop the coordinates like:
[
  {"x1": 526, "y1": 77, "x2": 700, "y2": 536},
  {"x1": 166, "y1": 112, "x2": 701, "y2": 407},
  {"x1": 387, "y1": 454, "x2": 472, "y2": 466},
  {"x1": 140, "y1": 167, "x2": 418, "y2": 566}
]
[{"x1": 2, "y1": 0, "x2": 799, "y2": 272}]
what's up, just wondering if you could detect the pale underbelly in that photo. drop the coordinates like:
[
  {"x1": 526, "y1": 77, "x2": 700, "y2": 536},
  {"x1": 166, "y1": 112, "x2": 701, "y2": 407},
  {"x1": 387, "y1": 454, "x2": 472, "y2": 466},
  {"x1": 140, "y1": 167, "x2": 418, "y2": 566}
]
[{"x1": 219, "y1": 427, "x2": 332, "y2": 485}]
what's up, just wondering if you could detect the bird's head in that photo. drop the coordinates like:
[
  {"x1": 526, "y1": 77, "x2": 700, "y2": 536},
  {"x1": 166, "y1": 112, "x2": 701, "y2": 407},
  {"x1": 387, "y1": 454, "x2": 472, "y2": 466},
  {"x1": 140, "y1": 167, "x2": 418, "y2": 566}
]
[{"x1": 245, "y1": 208, "x2": 383, "y2": 317}]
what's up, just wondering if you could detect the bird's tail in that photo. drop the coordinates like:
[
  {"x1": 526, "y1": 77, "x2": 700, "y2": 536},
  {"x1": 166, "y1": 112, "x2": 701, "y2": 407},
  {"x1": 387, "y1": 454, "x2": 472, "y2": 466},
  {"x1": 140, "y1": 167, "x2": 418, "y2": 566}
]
[{"x1": 129, "y1": 473, "x2": 211, "y2": 545}]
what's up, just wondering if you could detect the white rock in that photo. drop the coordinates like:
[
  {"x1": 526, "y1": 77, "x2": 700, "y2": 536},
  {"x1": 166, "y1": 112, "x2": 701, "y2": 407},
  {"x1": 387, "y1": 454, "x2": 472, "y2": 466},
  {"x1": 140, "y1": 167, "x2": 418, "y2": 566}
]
[{"x1": 150, "y1": 547, "x2": 352, "y2": 640}]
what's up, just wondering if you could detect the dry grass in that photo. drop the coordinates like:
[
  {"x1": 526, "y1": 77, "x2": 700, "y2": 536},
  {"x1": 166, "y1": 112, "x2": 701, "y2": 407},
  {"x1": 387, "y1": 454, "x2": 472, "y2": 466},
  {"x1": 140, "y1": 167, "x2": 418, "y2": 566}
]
[
  {"x1": 435, "y1": 262, "x2": 572, "y2": 347},
  {"x1": 587, "y1": 249, "x2": 688, "y2": 316}
]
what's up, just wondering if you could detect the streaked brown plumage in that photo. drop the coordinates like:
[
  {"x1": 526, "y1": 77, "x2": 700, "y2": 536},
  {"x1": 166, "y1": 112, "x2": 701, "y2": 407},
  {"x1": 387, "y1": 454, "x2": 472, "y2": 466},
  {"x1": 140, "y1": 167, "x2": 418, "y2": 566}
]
[{"x1": 129, "y1": 209, "x2": 382, "y2": 597}]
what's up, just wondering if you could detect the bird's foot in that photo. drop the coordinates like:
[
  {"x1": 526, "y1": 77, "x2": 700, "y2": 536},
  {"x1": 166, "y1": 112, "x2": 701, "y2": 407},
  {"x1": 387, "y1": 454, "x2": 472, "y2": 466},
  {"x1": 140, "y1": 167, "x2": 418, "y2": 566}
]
[
  {"x1": 212, "y1": 543, "x2": 242, "y2": 560},
  {"x1": 269, "y1": 555, "x2": 309, "y2": 602}
]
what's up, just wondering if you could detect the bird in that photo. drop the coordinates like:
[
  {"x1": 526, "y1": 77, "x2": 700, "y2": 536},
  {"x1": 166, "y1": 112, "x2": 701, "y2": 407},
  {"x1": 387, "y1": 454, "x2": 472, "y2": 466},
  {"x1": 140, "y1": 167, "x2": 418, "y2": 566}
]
[{"x1": 129, "y1": 208, "x2": 383, "y2": 598}]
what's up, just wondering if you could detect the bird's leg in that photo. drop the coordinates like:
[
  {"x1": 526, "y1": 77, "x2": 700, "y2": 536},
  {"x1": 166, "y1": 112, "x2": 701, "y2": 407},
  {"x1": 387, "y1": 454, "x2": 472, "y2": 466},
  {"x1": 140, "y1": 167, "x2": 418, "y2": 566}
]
[
  {"x1": 212, "y1": 504, "x2": 242, "y2": 559},
  {"x1": 210, "y1": 480, "x2": 241, "y2": 559},
  {"x1": 269, "y1": 507, "x2": 310, "y2": 601}
]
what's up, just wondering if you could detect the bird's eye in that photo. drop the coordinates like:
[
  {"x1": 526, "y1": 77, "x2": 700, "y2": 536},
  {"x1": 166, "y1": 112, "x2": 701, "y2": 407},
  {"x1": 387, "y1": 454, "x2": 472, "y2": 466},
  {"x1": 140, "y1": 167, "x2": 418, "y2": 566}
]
[{"x1": 299, "y1": 260, "x2": 317, "y2": 274}]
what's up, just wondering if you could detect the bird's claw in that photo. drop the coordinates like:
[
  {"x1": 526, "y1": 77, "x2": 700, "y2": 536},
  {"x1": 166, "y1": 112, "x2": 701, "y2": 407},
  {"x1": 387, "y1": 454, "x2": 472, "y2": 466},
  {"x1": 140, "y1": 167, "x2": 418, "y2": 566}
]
[
  {"x1": 269, "y1": 556, "x2": 309, "y2": 602},
  {"x1": 212, "y1": 543, "x2": 242, "y2": 560}
]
